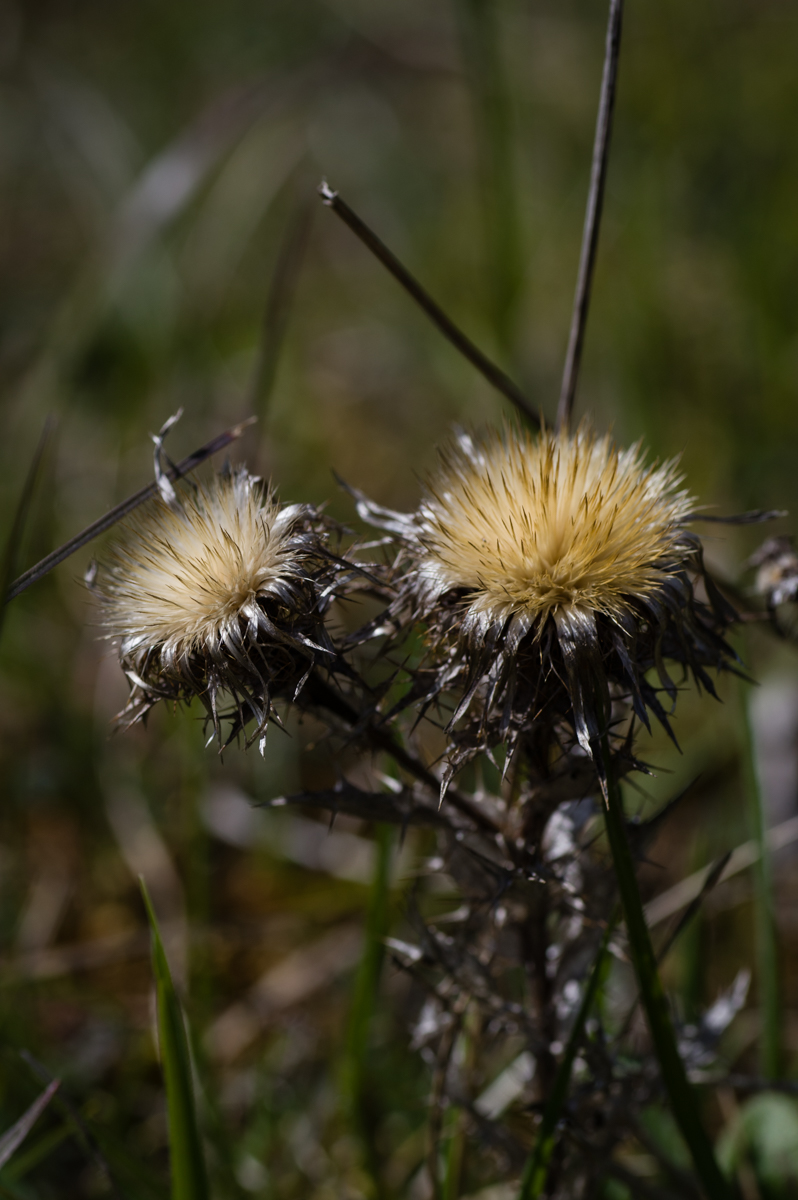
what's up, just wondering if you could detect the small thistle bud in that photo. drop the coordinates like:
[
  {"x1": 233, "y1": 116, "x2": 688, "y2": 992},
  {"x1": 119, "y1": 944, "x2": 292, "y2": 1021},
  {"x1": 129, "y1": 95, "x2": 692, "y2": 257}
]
[
  {"x1": 352, "y1": 424, "x2": 736, "y2": 785},
  {"x1": 92, "y1": 465, "x2": 344, "y2": 746}
]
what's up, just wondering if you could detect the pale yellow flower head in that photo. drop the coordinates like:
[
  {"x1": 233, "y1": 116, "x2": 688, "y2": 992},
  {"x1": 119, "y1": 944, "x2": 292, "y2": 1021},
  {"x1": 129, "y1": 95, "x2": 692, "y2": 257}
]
[{"x1": 415, "y1": 424, "x2": 693, "y2": 631}]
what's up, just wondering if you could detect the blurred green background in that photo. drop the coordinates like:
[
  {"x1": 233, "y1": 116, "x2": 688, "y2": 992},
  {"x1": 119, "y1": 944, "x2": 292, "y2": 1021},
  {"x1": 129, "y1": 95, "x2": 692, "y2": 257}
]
[{"x1": 2, "y1": 0, "x2": 798, "y2": 1196}]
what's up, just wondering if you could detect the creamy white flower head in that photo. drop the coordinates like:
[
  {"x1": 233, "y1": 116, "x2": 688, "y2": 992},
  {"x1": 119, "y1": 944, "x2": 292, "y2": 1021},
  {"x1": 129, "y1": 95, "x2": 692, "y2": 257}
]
[
  {"x1": 94, "y1": 465, "x2": 340, "y2": 740},
  {"x1": 415, "y1": 423, "x2": 693, "y2": 632},
  {"x1": 101, "y1": 469, "x2": 319, "y2": 659}
]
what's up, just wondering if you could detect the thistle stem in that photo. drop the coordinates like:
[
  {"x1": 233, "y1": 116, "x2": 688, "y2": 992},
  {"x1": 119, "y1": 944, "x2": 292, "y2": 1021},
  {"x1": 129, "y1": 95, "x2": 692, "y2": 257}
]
[
  {"x1": 518, "y1": 916, "x2": 614, "y2": 1199},
  {"x1": 305, "y1": 675, "x2": 502, "y2": 835},
  {"x1": 599, "y1": 734, "x2": 732, "y2": 1200}
]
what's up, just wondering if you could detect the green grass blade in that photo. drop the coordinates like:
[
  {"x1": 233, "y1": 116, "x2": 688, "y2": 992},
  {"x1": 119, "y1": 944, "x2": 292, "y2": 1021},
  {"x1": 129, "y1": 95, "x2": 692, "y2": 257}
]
[
  {"x1": 140, "y1": 879, "x2": 209, "y2": 1200},
  {"x1": 738, "y1": 673, "x2": 781, "y2": 1078},
  {"x1": 599, "y1": 735, "x2": 732, "y2": 1200},
  {"x1": 443, "y1": 1099, "x2": 465, "y2": 1200},
  {"x1": 341, "y1": 823, "x2": 394, "y2": 1187},
  {"x1": 518, "y1": 918, "x2": 614, "y2": 1199}
]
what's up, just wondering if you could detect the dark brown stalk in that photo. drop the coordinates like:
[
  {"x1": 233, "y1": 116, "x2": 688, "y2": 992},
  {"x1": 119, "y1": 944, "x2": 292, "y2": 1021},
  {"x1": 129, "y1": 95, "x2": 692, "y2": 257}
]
[
  {"x1": 5, "y1": 417, "x2": 256, "y2": 603},
  {"x1": 319, "y1": 182, "x2": 541, "y2": 429},
  {"x1": 556, "y1": 0, "x2": 623, "y2": 433}
]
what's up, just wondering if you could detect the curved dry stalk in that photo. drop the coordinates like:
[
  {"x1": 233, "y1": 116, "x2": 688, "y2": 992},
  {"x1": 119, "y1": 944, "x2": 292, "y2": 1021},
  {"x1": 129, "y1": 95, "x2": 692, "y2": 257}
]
[{"x1": 319, "y1": 182, "x2": 541, "y2": 428}]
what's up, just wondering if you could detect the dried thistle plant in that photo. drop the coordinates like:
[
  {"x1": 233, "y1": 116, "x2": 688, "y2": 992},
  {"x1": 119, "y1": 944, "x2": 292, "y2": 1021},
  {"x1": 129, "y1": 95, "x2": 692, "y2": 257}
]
[
  {"x1": 6, "y1": 2, "x2": 789, "y2": 1196},
  {"x1": 351, "y1": 422, "x2": 737, "y2": 791},
  {"x1": 91, "y1": 464, "x2": 347, "y2": 747}
]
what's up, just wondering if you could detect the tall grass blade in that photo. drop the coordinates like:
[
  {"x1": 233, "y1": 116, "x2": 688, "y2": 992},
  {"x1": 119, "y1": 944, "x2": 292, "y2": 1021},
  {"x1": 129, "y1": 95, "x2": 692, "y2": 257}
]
[
  {"x1": 739, "y1": 674, "x2": 781, "y2": 1078},
  {"x1": 518, "y1": 919, "x2": 613, "y2": 1199},
  {"x1": 456, "y1": 0, "x2": 522, "y2": 352},
  {"x1": 443, "y1": 1100, "x2": 465, "y2": 1200},
  {"x1": 141, "y1": 879, "x2": 209, "y2": 1200},
  {"x1": 599, "y1": 735, "x2": 732, "y2": 1200}
]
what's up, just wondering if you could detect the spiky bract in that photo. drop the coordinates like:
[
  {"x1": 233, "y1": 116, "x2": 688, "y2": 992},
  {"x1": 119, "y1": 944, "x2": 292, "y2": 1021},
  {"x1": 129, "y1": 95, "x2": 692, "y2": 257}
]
[
  {"x1": 93, "y1": 466, "x2": 343, "y2": 744},
  {"x1": 351, "y1": 425, "x2": 736, "y2": 787}
]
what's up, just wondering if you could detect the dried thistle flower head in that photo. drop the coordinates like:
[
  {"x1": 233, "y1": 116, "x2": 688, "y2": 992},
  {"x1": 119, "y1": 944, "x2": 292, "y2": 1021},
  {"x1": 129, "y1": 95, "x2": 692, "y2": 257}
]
[
  {"x1": 93, "y1": 465, "x2": 343, "y2": 745},
  {"x1": 415, "y1": 425, "x2": 692, "y2": 630},
  {"x1": 352, "y1": 424, "x2": 736, "y2": 786}
]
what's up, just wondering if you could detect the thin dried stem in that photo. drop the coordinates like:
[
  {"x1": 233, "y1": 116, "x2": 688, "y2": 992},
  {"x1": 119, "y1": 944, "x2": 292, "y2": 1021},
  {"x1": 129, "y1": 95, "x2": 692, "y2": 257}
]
[
  {"x1": 319, "y1": 182, "x2": 541, "y2": 428},
  {"x1": 556, "y1": 0, "x2": 623, "y2": 433},
  {"x1": 5, "y1": 417, "x2": 256, "y2": 603}
]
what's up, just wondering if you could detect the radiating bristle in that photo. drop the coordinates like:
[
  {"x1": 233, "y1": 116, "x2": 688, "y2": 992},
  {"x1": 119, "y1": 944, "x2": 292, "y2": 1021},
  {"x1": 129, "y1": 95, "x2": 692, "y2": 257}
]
[{"x1": 415, "y1": 424, "x2": 693, "y2": 628}]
